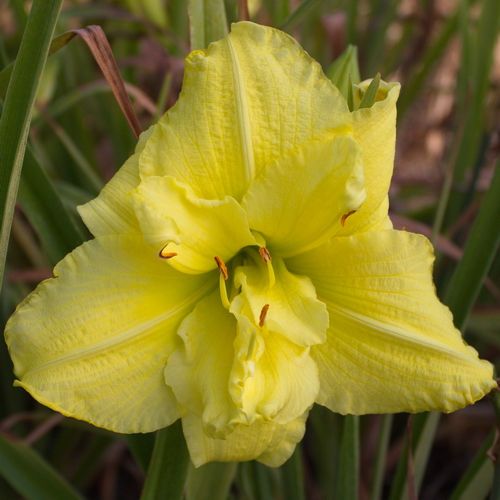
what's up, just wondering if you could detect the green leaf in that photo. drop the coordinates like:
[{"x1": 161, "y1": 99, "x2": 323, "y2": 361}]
[
  {"x1": 444, "y1": 162, "x2": 500, "y2": 328},
  {"x1": 0, "y1": 0, "x2": 63, "y2": 284},
  {"x1": 370, "y1": 415, "x2": 393, "y2": 500},
  {"x1": 280, "y1": 446, "x2": 305, "y2": 500},
  {"x1": 0, "y1": 434, "x2": 82, "y2": 500},
  {"x1": 358, "y1": 73, "x2": 381, "y2": 109},
  {"x1": 450, "y1": 430, "x2": 495, "y2": 500},
  {"x1": 334, "y1": 415, "x2": 359, "y2": 500},
  {"x1": 18, "y1": 148, "x2": 84, "y2": 265},
  {"x1": 186, "y1": 462, "x2": 237, "y2": 500},
  {"x1": 188, "y1": 0, "x2": 229, "y2": 50},
  {"x1": 327, "y1": 45, "x2": 360, "y2": 103},
  {"x1": 140, "y1": 421, "x2": 190, "y2": 500},
  {"x1": 280, "y1": 0, "x2": 322, "y2": 30}
]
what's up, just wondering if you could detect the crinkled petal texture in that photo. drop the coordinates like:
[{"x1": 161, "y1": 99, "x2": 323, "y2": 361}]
[
  {"x1": 287, "y1": 230, "x2": 496, "y2": 414},
  {"x1": 133, "y1": 175, "x2": 256, "y2": 274},
  {"x1": 337, "y1": 80, "x2": 400, "y2": 235},
  {"x1": 5, "y1": 236, "x2": 215, "y2": 433},
  {"x1": 242, "y1": 135, "x2": 365, "y2": 256},
  {"x1": 165, "y1": 288, "x2": 319, "y2": 465},
  {"x1": 182, "y1": 412, "x2": 308, "y2": 468},
  {"x1": 139, "y1": 21, "x2": 351, "y2": 201}
]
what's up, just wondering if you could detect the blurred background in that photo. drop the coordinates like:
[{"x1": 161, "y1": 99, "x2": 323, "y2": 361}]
[{"x1": 0, "y1": 0, "x2": 498, "y2": 498}]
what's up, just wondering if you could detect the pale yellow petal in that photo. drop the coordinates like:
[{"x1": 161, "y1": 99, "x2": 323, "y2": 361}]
[
  {"x1": 338, "y1": 81, "x2": 400, "y2": 235},
  {"x1": 230, "y1": 255, "x2": 328, "y2": 346},
  {"x1": 77, "y1": 127, "x2": 153, "y2": 237},
  {"x1": 164, "y1": 291, "x2": 240, "y2": 437},
  {"x1": 133, "y1": 176, "x2": 256, "y2": 274},
  {"x1": 139, "y1": 22, "x2": 350, "y2": 200},
  {"x1": 182, "y1": 412, "x2": 307, "y2": 467},
  {"x1": 5, "y1": 236, "x2": 215, "y2": 433},
  {"x1": 242, "y1": 135, "x2": 365, "y2": 256},
  {"x1": 229, "y1": 312, "x2": 319, "y2": 425},
  {"x1": 288, "y1": 230, "x2": 496, "y2": 414}
]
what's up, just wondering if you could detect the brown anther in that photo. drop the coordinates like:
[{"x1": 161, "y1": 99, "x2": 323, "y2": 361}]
[
  {"x1": 214, "y1": 256, "x2": 229, "y2": 280},
  {"x1": 259, "y1": 247, "x2": 272, "y2": 262},
  {"x1": 159, "y1": 247, "x2": 177, "y2": 259},
  {"x1": 259, "y1": 304, "x2": 270, "y2": 327},
  {"x1": 341, "y1": 210, "x2": 357, "y2": 227}
]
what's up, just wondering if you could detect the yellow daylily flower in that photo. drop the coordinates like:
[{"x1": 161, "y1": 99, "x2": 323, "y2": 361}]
[{"x1": 5, "y1": 22, "x2": 495, "y2": 468}]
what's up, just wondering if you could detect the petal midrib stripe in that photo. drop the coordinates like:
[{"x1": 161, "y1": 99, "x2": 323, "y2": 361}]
[
  {"x1": 23, "y1": 281, "x2": 215, "y2": 376},
  {"x1": 327, "y1": 302, "x2": 480, "y2": 364},
  {"x1": 226, "y1": 35, "x2": 255, "y2": 185}
]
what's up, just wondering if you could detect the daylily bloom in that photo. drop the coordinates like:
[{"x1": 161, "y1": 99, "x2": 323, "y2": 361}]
[{"x1": 5, "y1": 22, "x2": 495, "y2": 467}]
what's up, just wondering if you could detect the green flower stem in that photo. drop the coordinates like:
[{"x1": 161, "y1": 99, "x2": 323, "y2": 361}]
[
  {"x1": 280, "y1": 445, "x2": 306, "y2": 500},
  {"x1": 334, "y1": 415, "x2": 360, "y2": 500},
  {"x1": 186, "y1": 462, "x2": 237, "y2": 500},
  {"x1": 140, "y1": 421, "x2": 190, "y2": 500},
  {"x1": 370, "y1": 415, "x2": 393, "y2": 500}
]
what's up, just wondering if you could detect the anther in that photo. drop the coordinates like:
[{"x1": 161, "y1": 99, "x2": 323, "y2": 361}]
[
  {"x1": 214, "y1": 256, "x2": 228, "y2": 280},
  {"x1": 159, "y1": 246, "x2": 177, "y2": 259},
  {"x1": 341, "y1": 210, "x2": 356, "y2": 227},
  {"x1": 259, "y1": 247, "x2": 272, "y2": 262},
  {"x1": 259, "y1": 304, "x2": 270, "y2": 327}
]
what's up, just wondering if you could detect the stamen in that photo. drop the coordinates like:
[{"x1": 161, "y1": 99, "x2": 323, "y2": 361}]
[
  {"x1": 214, "y1": 256, "x2": 229, "y2": 280},
  {"x1": 258, "y1": 247, "x2": 275, "y2": 288},
  {"x1": 259, "y1": 304, "x2": 270, "y2": 327},
  {"x1": 341, "y1": 210, "x2": 356, "y2": 227},
  {"x1": 159, "y1": 246, "x2": 177, "y2": 259},
  {"x1": 259, "y1": 247, "x2": 272, "y2": 262}
]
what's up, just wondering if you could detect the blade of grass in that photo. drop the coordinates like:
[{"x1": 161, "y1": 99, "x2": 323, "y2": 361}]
[
  {"x1": 334, "y1": 415, "x2": 360, "y2": 500},
  {"x1": 0, "y1": 434, "x2": 82, "y2": 500},
  {"x1": 370, "y1": 415, "x2": 393, "y2": 500},
  {"x1": 279, "y1": 0, "x2": 322, "y2": 30},
  {"x1": 238, "y1": 461, "x2": 276, "y2": 500},
  {"x1": 18, "y1": 148, "x2": 85, "y2": 265},
  {"x1": 186, "y1": 462, "x2": 237, "y2": 500},
  {"x1": 188, "y1": 0, "x2": 229, "y2": 50},
  {"x1": 140, "y1": 421, "x2": 190, "y2": 500},
  {"x1": 444, "y1": 0, "x2": 500, "y2": 226},
  {"x1": 450, "y1": 430, "x2": 495, "y2": 500},
  {"x1": 0, "y1": 0, "x2": 63, "y2": 285}
]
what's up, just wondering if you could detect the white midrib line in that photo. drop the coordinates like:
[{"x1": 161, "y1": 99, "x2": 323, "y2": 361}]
[
  {"x1": 24, "y1": 282, "x2": 214, "y2": 376},
  {"x1": 226, "y1": 35, "x2": 255, "y2": 184},
  {"x1": 328, "y1": 303, "x2": 476, "y2": 363}
]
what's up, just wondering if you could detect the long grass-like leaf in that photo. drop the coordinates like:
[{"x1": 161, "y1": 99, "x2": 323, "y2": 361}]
[
  {"x1": 0, "y1": 434, "x2": 82, "y2": 500},
  {"x1": 186, "y1": 462, "x2": 238, "y2": 500},
  {"x1": 334, "y1": 415, "x2": 360, "y2": 500},
  {"x1": 188, "y1": 0, "x2": 229, "y2": 50},
  {"x1": 0, "y1": 0, "x2": 62, "y2": 285},
  {"x1": 140, "y1": 421, "x2": 190, "y2": 500}
]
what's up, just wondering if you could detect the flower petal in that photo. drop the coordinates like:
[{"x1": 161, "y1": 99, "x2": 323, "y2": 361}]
[
  {"x1": 287, "y1": 230, "x2": 496, "y2": 414},
  {"x1": 230, "y1": 254, "x2": 328, "y2": 346},
  {"x1": 229, "y1": 311, "x2": 319, "y2": 425},
  {"x1": 164, "y1": 291, "x2": 240, "y2": 437},
  {"x1": 5, "y1": 236, "x2": 215, "y2": 433},
  {"x1": 77, "y1": 127, "x2": 153, "y2": 237},
  {"x1": 182, "y1": 412, "x2": 307, "y2": 467},
  {"x1": 133, "y1": 175, "x2": 257, "y2": 274},
  {"x1": 139, "y1": 21, "x2": 350, "y2": 201},
  {"x1": 337, "y1": 80, "x2": 400, "y2": 235},
  {"x1": 242, "y1": 135, "x2": 365, "y2": 256}
]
